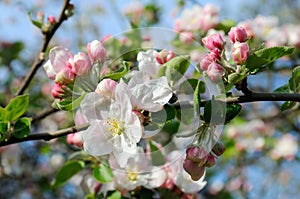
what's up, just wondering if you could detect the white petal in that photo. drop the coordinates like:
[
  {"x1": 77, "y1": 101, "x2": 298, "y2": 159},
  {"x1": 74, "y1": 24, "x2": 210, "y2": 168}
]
[
  {"x1": 81, "y1": 121, "x2": 113, "y2": 156},
  {"x1": 80, "y1": 92, "x2": 112, "y2": 121},
  {"x1": 43, "y1": 60, "x2": 56, "y2": 79},
  {"x1": 49, "y1": 46, "x2": 73, "y2": 73}
]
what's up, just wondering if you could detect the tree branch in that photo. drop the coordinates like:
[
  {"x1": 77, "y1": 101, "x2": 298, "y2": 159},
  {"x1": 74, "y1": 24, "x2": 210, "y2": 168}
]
[
  {"x1": 31, "y1": 107, "x2": 59, "y2": 124},
  {"x1": 15, "y1": 0, "x2": 71, "y2": 96},
  {"x1": 0, "y1": 124, "x2": 89, "y2": 147}
]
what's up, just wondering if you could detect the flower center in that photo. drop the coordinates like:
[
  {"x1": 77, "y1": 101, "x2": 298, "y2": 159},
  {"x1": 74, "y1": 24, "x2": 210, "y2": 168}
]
[
  {"x1": 128, "y1": 171, "x2": 138, "y2": 182},
  {"x1": 106, "y1": 117, "x2": 124, "y2": 136}
]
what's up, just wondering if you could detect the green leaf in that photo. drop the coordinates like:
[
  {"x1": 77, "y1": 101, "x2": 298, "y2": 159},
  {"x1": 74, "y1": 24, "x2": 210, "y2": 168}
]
[
  {"x1": 0, "y1": 107, "x2": 7, "y2": 121},
  {"x1": 273, "y1": 83, "x2": 290, "y2": 93},
  {"x1": 12, "y1": 117, "x2": 31, "y2": 139},
  {"x1": 215, "y1": 19, "x2": 236, "y2": 33},
  {"x1": 27, "y1": 12, "x2": 43, "y2": 29},
  {"x1": 225, "y1": 104, "x2": 242, "y2": 123},
  {"x1": 161, "y1": 120, "x2": 180, "y2": 136},
  {"x1": 107, "y1": 191, "x2": 122, "y2": 199},
  {"x1": 52, "y1": 160, "x2": 85, "y2": 188},
  {"x1": 289, "y1": 66, "x2": 300, "y2": 93},
  {"x1": 194, "y1": 80, "x2": 202, "y2": 115},
  {"x1": 93, "y1": 162, "x2": 114, "y2": 183},
  {"x1": 179, "y1": 79, "x2": 205, "y2": 95},
  {"x1": 103, "y1": 61, "x2": 130, "y2": 81},
  {"x1": 227, "y1": 73, "x2": 247, "y2": 85},
  {"x1": 0, "y1": 122, "x2": 8, "y2": 133},
  {"x1": 149, "y1": 141, "x2": 165, "y2": 166},
  {"x1": 52, "y1": 93, "x2": 86, "y2": 111},
  {"x1": 6, "y1": 94, "x2": 29, "y2": 121},
  {"x1": 159, "y1": 55, "x2": 190, "y2": 84},
  {"x1": 280, "y1": 101, "x2": 297, "y2": 111},
  {"x1": 246, "y1": 46, "x2": 295, "y2": 72}
]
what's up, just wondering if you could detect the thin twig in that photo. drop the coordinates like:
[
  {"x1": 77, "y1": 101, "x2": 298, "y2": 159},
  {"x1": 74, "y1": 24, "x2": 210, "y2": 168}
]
[
  {"x1": 0, "y1": 124, "x2": 89, "y2": 147},
  {"x1": 31, "y1": 108, "x2": 59, "y2": 124},
  {"x1": 15, "y1": 0, "x2": 71, "y2": 96}
]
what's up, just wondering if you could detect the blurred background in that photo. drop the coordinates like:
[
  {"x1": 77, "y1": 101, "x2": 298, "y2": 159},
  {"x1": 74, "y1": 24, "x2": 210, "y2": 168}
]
[{"x1": 0, "y1": 0, "x2": 300, "y2": 198}]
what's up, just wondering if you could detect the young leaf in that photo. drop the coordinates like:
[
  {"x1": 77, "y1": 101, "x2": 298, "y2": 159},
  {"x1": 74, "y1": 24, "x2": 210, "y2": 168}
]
[
  {"x1": 27, "y1": 12, "x2": 43, "y2": 29},
  {"x1": 52, "y1": 160, "x2": 85, "y2": 188},
  {"x1": 107, "y1": 191, "x2": 122, "y2": 199},
  {"x1": 0, "y1": 122, "x2": 8, "y2": 133},
  {"x1": 52, "y1": 93, "x2": 86, "y2": 111},
  {"x1": 102, "y1": 61, "x2": 130, "y2": 81},
  {"x1": 289, "y1": 66, "x2": 300, "y2": 93},
  {"x1": 273, "y1": 83, "x2": 290, "y2": 93},
  {"x1": 194, "y1": 80, "x2": 202, "y2": 115},
  {"x1": 93, "y1": 162, "x2": 114, "y2": 183},
  {"x1": 6, "y1": 94, "x2": 29, "y2": 121},
  {"x1": 12, "y1": 117, "x2": 31, "y2": 139},
  {"x1": 215, "y1": 19, "x2": 236, "y2": 33},
  {"x1": 0, "y1": 107, "x2": 7, "y2": 121},
  {"x1": 246, "y1": 46, "x2": 295, "y2": 72}
]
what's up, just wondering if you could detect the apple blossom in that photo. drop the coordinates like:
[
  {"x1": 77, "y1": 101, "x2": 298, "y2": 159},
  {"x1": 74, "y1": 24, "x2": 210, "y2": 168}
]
[
  {"x1": 87, "y1": 40, "x2": 106, "y2": 63},
  {"x1": 80, "y1": 83, "x2": 143, "y2": 168},
  {"x1": 200, "y1": 4, "x2": 219, "y2": 32},
  {"x1": 228, "y1": 27, "x2": 248, "y2": 43},
  {"x1": 43, "y1": 46, "x2": 74, "y2": 79},
  {"x1": 55, "y1": 67, "x2": 75, "y2": 85},
  {"x1": 202, "y1": 34, "x2": 224, "y2": 51},
  {"x1": 66, "y1": 133, "x2": 83, "y2": 147},
  {"x1": 206, "y1": 62, "x2": 224, "y2": 82},
  {"x1": 174, "y1": 5, "x2": 203, "y2": 32},
  {"x1": 270, "y1": 134, "x2": 298, "y2": 161},
  {"x1": 95, "y1": 78, "x2": 118, "y2": 98},
  {"x1": 154, "y1": 49, "x2": 174, "y2": 65},
  {"x1": 200, "y1": 50, "x2": 221, "y2": 71},
  {"x1": 51, "y1": 83, "x2": 67, "y2": 99},
  {"x1": 47, "y1": 15, "x2": 56, "y2": 24},
  {"x1": 186, "y1": 146, "x2": 208, "y2": 165},
  {"x1": 231, "y1": 42, "x2": 250, "y2": 65},
  {"x1": 179, "y1": 32, "x2": 195, "y2": 44},
  {"x1": 137, "y1": 50, "x2": 161, "y2": 77},
  {"x1": 69, "y1": 52, "x2": 92, "y2": 75}
]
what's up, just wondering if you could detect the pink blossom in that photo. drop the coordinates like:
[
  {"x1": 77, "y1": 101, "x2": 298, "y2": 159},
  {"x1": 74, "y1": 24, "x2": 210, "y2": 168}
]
[
  {"x1": 66, "y1": 133, "x2": 83, "y2": 147},
  {"x1": 179, "y1": 32, "x2": 195, "y2": 44},
  {"x1": 204, "y1": 153, "x2": 215, "y2": 168},
  {"x1": 87, "y1": 40, "x2": 106, "y2": 63},
  {"x1": 70, "y1": 52, "x2": 92, "y2": 75},
  {"x1": 200, "y1": 50, "x2": 220, "y2": 71},
  {"x1": 154, "y1": 49, "x2": 175, "y2": 64},
  {"x1": 228, "y1": 27, "x2": 248, "y2": 43},
  {"x1": 186, "y1": 146, "x2": 208, "y2": 166},
  {"x1": 202, "y1": 34, "x2": 224, "y2": 51},
  {"x1": 47, "y1": 15, "x2": 56, "y2": 24},
  {"x1": 55, "y1": 67, "x2": 75, "y2": 85},
  {"x1": 200, "y1": 4, "x2": 219, "y2": 32},
  {"x1": 231, "y1": 42, "x2": 250, "y2": 65},
  {"x1": 206, "y1": 62, "x2": 224, "y2": 82},
  {"x1": 51, "y1": 83, "x2": 67, "y2": 99},
  {"x1": 95, "y1": 78, "x2": 118, "y2": 98},
  {"x1": 101, "y1": 34, "x2": 111, "y2": 43}
]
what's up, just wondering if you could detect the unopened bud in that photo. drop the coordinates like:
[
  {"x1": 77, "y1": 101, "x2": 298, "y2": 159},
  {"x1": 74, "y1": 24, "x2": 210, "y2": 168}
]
[
  {"x1": 186, "y1": 146, "x2": 208, "y2": 166},
  {"x1": 212, "y1": 142, "x2": 225, "y2": 156},
  {"x1": 95, "y1": 78, "x2": 118, "y2": 98},
  {"x1": 204, "y1": 153, "x2": 215, "y2": 168},
  {"x1": 228, "y1": 27, "x2": 248, "y2": 43},
  {"x1": 64, "y1": 4, "x2": 75, "y2": 17},
  {"x1": 47, "y1": 15, "x2": 56, "y2": 24},
  {"x1": 183, "y1": 159, "x2": 205, "y2": 181},
  {"x1": 155, "y1": 49, "x2": 174, "y2": 64},
  {"x1": 37, "y1": 11, "x2": 44, "y2": 22}
]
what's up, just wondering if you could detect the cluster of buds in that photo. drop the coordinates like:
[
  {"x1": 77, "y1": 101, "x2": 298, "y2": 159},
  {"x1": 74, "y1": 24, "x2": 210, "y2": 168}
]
[
  {"x1": 228, "y1": 27, "x2": 250, "y2": 65},
  {"x1": 183, "y1": 142, "x2": 225, "y2": 181},
  {"x1": 199, "y1": 26, "x2": 251, "y2": 82},
  {"x1": 44, "y1": 40, "x2": 107, "y2": 99},
  {"x1": 200, "y1": 34, "x2": 224, "y2": 82}
]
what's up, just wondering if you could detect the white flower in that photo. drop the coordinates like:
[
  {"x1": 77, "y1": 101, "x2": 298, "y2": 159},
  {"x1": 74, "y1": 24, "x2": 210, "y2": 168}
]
[
  {"x1": 270, "y1": 134, "x2": 298, "y2": 161},
  {"x1": 109, "y1": 147, "x2": 167, "y2": 190},
  {"x1": 137, "y1": 50, "x2": 161, "y2": 78},
  {"x1": 166, "y1": 151, "x2": 207, "y2": 194},
  {"x1": 126, "y1": 72, "x2": 172, "y2": 112},
  {"x1": 80, "y1": 84, "x2": 143, "y2": 168}
]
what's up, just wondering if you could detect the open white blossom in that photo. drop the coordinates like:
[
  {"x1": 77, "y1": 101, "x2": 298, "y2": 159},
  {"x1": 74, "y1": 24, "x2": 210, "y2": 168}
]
[
  {"x1": 80, "y1": 83, "x2": 143, "y2": 168},
  {"x1": 137, "y1": 50, "x2": 161, "y2": 78}
]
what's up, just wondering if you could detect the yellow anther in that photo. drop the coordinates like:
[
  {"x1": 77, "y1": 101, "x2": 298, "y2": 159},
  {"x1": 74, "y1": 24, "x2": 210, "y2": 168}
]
[{"x1": 106, "y1": 117, "x2": 124, "y2": 136}]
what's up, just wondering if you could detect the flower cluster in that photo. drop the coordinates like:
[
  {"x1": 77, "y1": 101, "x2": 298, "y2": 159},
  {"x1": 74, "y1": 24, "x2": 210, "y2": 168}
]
[
  {"x1": 199, "y1": 26, "x2": 250, "y2": 82},
  {"x1": 43, "y1": 40, "x2": 106, "y2": 99}
]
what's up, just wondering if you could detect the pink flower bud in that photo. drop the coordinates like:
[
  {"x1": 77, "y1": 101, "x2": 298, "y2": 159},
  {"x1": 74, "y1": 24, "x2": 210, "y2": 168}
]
[
  {"x1": 155, "y1": 49, "x2": 175, "y2": 64},
  {"x1": 231, "y1": 42, "x2": 249, "y2": 65},
  {"x1": 66, "y1": 133, "x2": 83, "y2": 147},
  {"x1": 202, "y1": 34, "x2": 224, "y2": 51},
  {"x1": 101, "y1": 34, "x2": 111, "y2": 43},
  {"x1": 212, "y1": 142, "x2": 225, "y2": 156},
  {"x1": 183, "y1": 159, "x2": 205, "y2": 181},
  {"x1": 228, "y1": 27, "x2": 248, "y2": 43},
  {"x1": 204, "y1": 153, "x2": 215, "y2": 168},
  {"x1": 47, "y1": 15, "x2": 56, "y2": 24},
  {"x1": 51, "y1": 83, "x2": 66, "y2": 99},
  {"x1": 37, "y1": 11, "x2": 44, "y2": 22},
  {"x1": 200, "y1": 50, "x2": 221, "y2": 71},
  {"x1": 87, "y1": 40, "x2": 106, "y2": 63},
  {"x1": 70, "y1": 52, "x2": 92, "y2": 75},
  {"x1": 179, "y1": 32, "x2": 194, "y2": 44},
  {"x1": 186, "y1": 146, "x2": 208, "y2": 166},
  {"x1": 55, "y1": 67, "x2": 76, "y2": 85},
  {"x1": 95, "y1": 78, "x2": 118, "y2": 98},
  {"x1": 206, "y1": 62, "x2": 224, "y2": 82}
]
